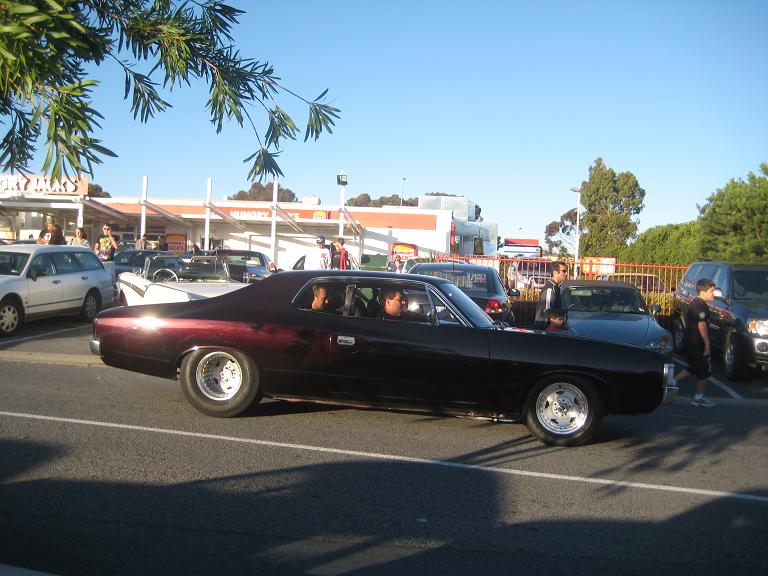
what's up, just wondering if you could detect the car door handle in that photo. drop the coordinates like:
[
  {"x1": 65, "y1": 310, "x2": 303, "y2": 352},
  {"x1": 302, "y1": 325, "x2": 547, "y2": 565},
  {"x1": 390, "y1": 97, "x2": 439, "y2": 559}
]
[
  {"x1": 52, "y1": 279, "x2": 61, "y2": 284},
  {"x1": 337, "y1": 335, "x2": 356, "y2": 346},
  {"x1": 81, "y1": 275, "x2": 89, "y2": 280}
]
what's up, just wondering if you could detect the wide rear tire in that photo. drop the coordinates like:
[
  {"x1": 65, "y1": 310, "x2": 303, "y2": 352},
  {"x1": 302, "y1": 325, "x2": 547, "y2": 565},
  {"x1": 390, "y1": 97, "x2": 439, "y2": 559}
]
[
  {"x1": 524, "y1": 375, "x2": 603, "y2": 447},
  {"x1": 180, "y1": 348, "x2": 262, "y2": 417},
  {"x1": 723, "y1": 330, "x2": 751, "y2": 381}
]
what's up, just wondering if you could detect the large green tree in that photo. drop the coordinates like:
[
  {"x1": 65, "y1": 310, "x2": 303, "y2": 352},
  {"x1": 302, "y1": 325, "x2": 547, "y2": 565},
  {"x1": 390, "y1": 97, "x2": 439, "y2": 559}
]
[
  {"x1": 228, "y1": 181, "x2": 296, "y2": 202},
  {"x1": 0, "y1": 1, "x2": 339, "y2": 181},
  {"x1": 618, "y1": 221, "x2": 700, "y2": 265},
  {"x1": 698, "y1": 163, "x2": 768, "y2": 262},
  {"x1": 579, "y1": 158, "x2": 646, "y2": 258}
]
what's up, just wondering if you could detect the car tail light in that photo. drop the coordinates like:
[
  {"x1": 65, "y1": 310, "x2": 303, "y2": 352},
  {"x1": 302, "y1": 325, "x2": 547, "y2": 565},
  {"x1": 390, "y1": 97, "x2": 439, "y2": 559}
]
[{"x1": 485, "y1": 299, "x2": 503, "y2": 313}]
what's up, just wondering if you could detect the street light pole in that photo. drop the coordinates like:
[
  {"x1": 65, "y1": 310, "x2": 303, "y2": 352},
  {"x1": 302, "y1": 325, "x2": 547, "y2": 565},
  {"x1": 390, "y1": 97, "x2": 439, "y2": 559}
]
[
  {"x1": 338, "y1": 172, "x2": 348, "y2": 237},
  {"x1": 569, "y1": 186, "x2": 581, "y2": 276},
  {"x1": 401, "y1": 177, "x2": 406, "y2": 206}
]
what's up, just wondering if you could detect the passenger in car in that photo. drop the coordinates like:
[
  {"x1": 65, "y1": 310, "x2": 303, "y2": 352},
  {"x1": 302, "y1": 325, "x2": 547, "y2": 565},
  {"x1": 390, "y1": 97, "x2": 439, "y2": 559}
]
[
  {"x1": 310, "y1": 285, "x2": 342, "y2": 315},
  {"x1": 379, "y1": 288, "x2": 405, "y2": 319}
]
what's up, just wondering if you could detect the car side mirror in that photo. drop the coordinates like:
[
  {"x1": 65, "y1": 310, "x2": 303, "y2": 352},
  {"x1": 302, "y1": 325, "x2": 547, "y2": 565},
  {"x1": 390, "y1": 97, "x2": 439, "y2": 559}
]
[
  {"x1": 28, "y1": 269, "x2": 46, "y2": 281},
  {"x1": 426, "y1": 308, "x2": 438, "y2": 327},
  {"x1": 507, "y1": 288, "x2": 520, "y2": 298},
  {"x1": 713, "y1": 288, "x2": 724, "y2": 300},
  {"x1": 650, "y1": 303, "x2": 661, "y2": 318}
]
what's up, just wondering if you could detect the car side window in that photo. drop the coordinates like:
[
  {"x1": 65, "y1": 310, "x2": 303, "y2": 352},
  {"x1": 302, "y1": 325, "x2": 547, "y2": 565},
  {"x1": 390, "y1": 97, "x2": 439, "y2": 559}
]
[
  {"x1": 73, "y1": 251, "x2": 104, "y2": 271},
  {"x1": 28, "y1": 254, "x2": 55, "y2": 277},
  {"x1": 51, "y1": 252, "x2": 82, "y2": 274}
]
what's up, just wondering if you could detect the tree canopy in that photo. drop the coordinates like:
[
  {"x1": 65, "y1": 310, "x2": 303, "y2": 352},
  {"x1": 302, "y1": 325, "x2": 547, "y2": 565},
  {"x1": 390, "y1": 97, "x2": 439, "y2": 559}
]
[
  {"x1": 698, "y1": 163, "x2": 768, "y2": 263},
  {"x1": 228, "y1": 181, "x2": 296, "y2": 202},
  {"x1": 618, "y1": 221, "x2": 701, "y2": 265},
  {"x1": 544, "y1": 207, "x2": 577, "y2": 257},
  {"x1": 87, "y1": 182, "x2": 110, "y2": 198},
  {"x1": 579, "y1": 158, "x2": 645, "y2": 258},
  {"x1": 0, "y1": 1, "x2": 339, "y2": 181},
  {"x1": 346, "y1": 193, "x2": 418, "y2": 207}
]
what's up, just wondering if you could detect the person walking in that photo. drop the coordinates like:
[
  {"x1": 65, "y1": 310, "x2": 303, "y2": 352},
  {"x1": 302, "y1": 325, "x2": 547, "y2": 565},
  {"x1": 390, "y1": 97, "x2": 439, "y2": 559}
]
[
  {"x1": 69, "y1": 227, "x2": 90, "y2": 247},
  {"x1": 534, "y1": 261, "x2": 568, "y2": 329},
  {"x1": 304, "y1": 236, "x2": 331, "y2": 270},
  {"x1": 156, "y1": 235, "x2": 168, "y2": 251},
  {"x1": 48, "y1": 224, "x2": 67, "y2": 245},
  {"x1": 37, "y1": 217, "x2": 55, "y2": 244},
  {"x1": 675, "y1": 278, "x2": 718, "y2": 407}
]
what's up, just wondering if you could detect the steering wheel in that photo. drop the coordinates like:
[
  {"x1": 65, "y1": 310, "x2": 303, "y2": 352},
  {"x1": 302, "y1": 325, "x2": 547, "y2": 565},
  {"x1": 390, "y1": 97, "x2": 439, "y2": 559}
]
[{"x1": 152, "y1": 268, "x2": 179, "y2": 282}]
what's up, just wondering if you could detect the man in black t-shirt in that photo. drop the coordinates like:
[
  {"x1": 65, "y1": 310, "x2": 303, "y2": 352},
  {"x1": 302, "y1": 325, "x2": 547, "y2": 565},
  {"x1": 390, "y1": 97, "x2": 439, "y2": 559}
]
[{"x1": 675, "y1": 278, "x2": 717, "y2": 406}]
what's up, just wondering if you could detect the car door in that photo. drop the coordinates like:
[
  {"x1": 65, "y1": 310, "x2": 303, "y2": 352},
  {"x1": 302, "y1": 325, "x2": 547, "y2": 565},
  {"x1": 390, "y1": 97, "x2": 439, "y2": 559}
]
[
  {"x1": 25, "y1": 253, "x2": 61, "y2": 315},
  {"x1": 50, "y1": 251, "x2": 87, "y2": 311},
  {"x1": 327, "y1": 281, "x2": 491, "y2": 410}
]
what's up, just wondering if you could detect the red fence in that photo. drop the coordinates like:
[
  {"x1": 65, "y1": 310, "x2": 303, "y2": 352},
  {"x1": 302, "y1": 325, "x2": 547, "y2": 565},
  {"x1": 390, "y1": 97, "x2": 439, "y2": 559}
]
[{"x1": 435, "y1": 254, "x2": 687, "y2": 327}]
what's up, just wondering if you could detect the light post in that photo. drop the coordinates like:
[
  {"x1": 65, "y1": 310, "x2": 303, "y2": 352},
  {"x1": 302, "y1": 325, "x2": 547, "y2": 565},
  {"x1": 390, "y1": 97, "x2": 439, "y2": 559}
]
[
  {"x1": 569, "y1": 186, "x2": 581, "y2": 276},
  {"x1": 401, "y1": 177, "x2": 406, "y2": 206},
  {"x1": 337, "y1": 172, "x2": 348, "y2": 237}
]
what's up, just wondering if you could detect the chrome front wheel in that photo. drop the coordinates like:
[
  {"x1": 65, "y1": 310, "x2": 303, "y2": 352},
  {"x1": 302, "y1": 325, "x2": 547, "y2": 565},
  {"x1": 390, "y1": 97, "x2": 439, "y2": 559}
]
[
  {"x1": 0, "y1": 299, "x2": 22, "y2": 336},
  {"x1": 524, "y1": 376, "x2": 603, "y2": 446}
]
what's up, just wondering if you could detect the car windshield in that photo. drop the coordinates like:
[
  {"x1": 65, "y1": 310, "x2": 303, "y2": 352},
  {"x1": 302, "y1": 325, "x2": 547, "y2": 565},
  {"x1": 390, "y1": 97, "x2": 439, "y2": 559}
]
[
  {"x1": 733, "y1": 270, "x2": 768, "y2": 300},
  {"x1": 0, "y1": 252, "x2": 30, "y2": 276},
  {"x1": 563, "y1": 287, "x2": 645, "y2": 314},
  {"x1": 419, "y1": 269, "x2": 496, "y2": 294},
  {"x1": 436, "y1": 280, "x2": 495, "y2": 327}
]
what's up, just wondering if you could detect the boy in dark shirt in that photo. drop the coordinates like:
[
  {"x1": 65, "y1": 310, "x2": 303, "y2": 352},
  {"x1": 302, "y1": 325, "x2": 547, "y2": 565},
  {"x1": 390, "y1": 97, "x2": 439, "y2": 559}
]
[{"x1": 675, "y1": 278, "x2": 717, "y2": 406}]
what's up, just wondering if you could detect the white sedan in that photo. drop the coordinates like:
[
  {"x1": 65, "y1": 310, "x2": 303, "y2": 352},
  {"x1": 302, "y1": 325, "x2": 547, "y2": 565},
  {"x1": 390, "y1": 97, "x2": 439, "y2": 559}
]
[{"x1": 0, "y1": 244, "x2": 116, "y2": 336}]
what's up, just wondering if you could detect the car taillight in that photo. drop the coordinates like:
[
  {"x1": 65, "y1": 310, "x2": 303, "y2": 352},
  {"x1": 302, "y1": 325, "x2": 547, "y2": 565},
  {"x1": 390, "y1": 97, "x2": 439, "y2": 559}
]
[{"x1": 485, "y1": 299, "x2": 503, "y2": 313}]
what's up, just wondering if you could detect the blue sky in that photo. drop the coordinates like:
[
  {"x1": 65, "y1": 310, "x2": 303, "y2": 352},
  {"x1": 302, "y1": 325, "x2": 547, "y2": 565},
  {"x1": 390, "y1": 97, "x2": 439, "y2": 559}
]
[{"x1": 61, "y1": 0, "x2": 767, "y2": 245}]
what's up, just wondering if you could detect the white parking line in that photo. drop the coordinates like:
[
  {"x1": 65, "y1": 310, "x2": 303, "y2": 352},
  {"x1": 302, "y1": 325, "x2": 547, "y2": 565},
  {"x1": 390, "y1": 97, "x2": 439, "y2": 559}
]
[
  {"x1": 673, "y1": 357, "x2": 744, "y2": 400},
  {"x1": 2, "y1": 410, "x2": 767, "y2": 504},
  {"x1": 0, "y1": 325, "x2": 91, "y2": 347}
]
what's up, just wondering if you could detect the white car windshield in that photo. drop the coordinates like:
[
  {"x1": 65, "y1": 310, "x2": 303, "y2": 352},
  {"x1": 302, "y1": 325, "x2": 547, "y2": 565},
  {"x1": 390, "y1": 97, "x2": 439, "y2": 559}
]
[{"x1": 0, "y1": 252, "x2": 30, "y2": 276}]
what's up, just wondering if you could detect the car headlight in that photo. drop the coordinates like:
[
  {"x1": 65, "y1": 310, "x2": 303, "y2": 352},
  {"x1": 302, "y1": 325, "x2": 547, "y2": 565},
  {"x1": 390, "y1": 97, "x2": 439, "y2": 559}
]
[
  {"x1": 747, "y1": 319, "x2": 768, "y2": 337},
  {"x1": 649, "y1": 336, "x2": 673, "y2": 354}
]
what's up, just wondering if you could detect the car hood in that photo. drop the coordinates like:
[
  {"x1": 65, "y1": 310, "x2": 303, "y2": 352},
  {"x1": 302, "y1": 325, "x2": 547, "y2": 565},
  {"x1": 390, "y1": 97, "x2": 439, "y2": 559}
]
[{"x1": 566, "y1": 311, "x2": 667, "y2": 348}]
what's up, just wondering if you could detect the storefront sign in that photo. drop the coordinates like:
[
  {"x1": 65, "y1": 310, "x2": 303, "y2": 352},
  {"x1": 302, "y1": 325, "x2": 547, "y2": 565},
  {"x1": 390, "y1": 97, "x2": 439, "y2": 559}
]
[
  {"x1": 391, "y1": 242, "x2": 418, "y2": 259},
  {"x1": 0, "y1": 174, "x2": 89, "y2": 196},
  {"x1": 165, "y1": 233, "x2": 187, "y2": 254}
]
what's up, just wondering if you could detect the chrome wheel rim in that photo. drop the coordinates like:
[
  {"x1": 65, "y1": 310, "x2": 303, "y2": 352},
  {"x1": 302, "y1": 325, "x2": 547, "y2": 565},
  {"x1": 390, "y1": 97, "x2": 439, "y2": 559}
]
[
  {"x1": 84, "y1": 294, "x2": 98, "y2": 320},
  {"x1": 724, "y1": 338, "x2": 734, "y2": 373},
  {"x1": 195, "y1": 351, "x2": 243, "y2": 401},
  {"x1": 535, "y1": 382, "x2": 589, "y2": 435},
  {"x1": 0, "y1": 303, "x2": 19, "y2": 333}
]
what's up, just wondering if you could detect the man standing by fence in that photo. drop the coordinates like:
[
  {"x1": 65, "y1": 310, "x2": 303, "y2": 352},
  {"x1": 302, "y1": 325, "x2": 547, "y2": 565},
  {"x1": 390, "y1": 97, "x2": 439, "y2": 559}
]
[{"x1": 534, "y1": 261, "x2": 568, "y2": 329}]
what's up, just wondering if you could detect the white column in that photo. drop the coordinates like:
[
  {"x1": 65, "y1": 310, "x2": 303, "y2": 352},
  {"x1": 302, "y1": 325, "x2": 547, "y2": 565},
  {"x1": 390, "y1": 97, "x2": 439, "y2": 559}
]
[
  {"x1": 338, "y1": 182, "x2": 345, "y2": 237},
  {"x1": 76, "y1": 203, "x2": 84, "y2": 227},
  {"x1": 204, "y1": 178, "x2": 212, "y2": 250},
  {"x1": 271, "y1": 178, "x2": 278, "y2": 264},
  {"x1": 140, "y1": 176, "x2": 148, "y2": 237}
]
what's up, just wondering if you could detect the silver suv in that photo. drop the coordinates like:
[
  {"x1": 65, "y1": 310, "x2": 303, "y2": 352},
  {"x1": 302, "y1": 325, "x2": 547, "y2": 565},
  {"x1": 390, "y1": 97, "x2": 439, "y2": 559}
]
[{"x1": 0, "y1": 244, "x2": 116, "y2": 336}]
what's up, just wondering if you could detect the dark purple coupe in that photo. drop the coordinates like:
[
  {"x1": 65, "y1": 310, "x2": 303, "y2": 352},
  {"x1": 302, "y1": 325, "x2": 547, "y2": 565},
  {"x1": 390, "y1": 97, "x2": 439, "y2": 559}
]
[{"x1": 90, "y1": 270, "x2": 678, "y2": 446}]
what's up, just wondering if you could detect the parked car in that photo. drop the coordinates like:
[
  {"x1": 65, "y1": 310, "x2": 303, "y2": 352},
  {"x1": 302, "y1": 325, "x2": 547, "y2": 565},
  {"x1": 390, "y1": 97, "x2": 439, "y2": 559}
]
[
  {"x1": 560, "y1": 280, "x2": 673, "y2": 356},
  {"x1": 91, "y1": 269, "x2": 677, "y2": 447},
  {"x1": 507, "y1": 258, "x2": 557, "y2": 290},
  {"x1": 113, "y1": 250, "x2": 173, "y2": 276},
  {"x1": 671, "y1": 261, "x2": 768, "y2": 380},
  {"x1": 0, "y1": 244, "x2": 116, "y2": 336},
  {"x1": 116, "y1": 255, "x2": 252, "y2": 306},
  {"x1": 213, "y1": 249, "x2": 276, "y2": 280},
  {"x1": 408, "y1": 262, "x2": 518, "y2": 324},
  {"x1": 596, "y1": 273, "x2": 667, "y2": 293}
]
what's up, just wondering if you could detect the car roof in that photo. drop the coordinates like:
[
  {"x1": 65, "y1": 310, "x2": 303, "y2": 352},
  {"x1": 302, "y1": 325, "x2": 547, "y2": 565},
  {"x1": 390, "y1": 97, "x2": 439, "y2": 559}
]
[
  {"x1": 695, "y1": 261, "x2": 768, "y2": 271},
  {"x1": 563, "y1": 279, "x2": 640, "y2": 290},
  {"x1": 410, "y1": 262, "x2": 497, "y2": 273},
  {"x1": 0, "y1": 244, "x2": 94, "y2": 254}
]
